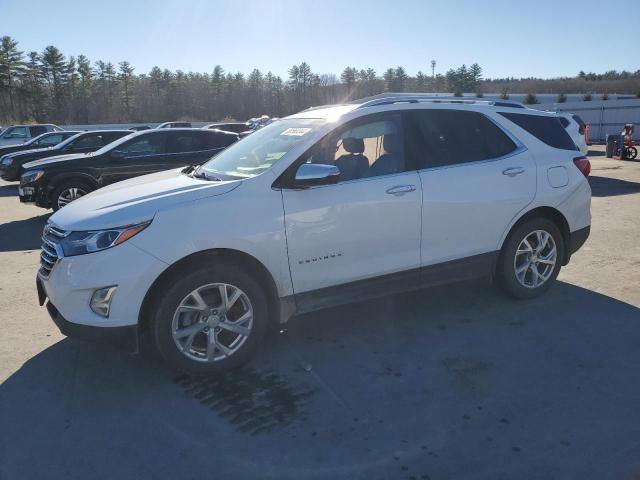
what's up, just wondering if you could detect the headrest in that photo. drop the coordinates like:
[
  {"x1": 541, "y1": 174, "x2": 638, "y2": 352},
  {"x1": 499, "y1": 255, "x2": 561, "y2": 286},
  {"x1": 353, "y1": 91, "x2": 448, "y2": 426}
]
[
  {"x1": 383, "y1": 134, "x2": 398, "y2": 153},
  {"x1": 342, "y1": 137, "x2": 365, "y2": 154}
]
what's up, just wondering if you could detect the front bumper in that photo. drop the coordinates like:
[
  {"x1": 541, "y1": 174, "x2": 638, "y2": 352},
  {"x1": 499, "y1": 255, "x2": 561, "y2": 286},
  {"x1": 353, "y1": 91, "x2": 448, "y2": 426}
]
[
  {"x1": 38, "y1": 240, "x2": 168, "y2": 329},
  {"x1": 18, "y1": 184, "x2": 38, "y2": 203},
  {"x1": 45, "y1": 299, "x2": 138, "y2": 352}
]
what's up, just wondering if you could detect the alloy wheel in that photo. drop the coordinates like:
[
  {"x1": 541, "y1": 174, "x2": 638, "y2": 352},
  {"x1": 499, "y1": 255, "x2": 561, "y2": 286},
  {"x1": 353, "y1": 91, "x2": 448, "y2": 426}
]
[
  {"x1": 171, "y1": 283, "x2": 254, "y2": 363},
  {"x1": 513, "y1": 229, "x2": 557, "y2": 289},
  {"x1": 57, "y1": 187, "x2": 87, "y2": 209}
]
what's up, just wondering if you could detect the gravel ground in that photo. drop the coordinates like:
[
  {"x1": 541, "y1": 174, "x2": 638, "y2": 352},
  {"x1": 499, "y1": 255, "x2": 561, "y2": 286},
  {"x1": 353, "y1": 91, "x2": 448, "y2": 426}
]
[{"x1": 0, "y1": 145, "x2": 639, "y2": 480}]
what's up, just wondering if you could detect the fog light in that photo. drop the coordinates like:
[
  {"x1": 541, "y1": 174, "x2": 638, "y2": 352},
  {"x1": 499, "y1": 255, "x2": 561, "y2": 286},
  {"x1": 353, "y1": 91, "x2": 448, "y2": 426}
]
[{"x1": 90, "y1": 286, "x2": 117, "y2": 317}]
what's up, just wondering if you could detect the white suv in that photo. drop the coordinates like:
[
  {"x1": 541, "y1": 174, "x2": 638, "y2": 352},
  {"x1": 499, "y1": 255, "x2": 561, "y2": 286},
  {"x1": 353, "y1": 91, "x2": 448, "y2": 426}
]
[{"x1": 36, "y1": 96, "x2": 591, "y2": 374}]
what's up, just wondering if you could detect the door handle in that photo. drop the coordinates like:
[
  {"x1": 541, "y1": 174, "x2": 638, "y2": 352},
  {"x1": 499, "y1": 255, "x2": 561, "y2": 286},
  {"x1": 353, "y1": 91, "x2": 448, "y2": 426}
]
[
  {"x1": 502, "y1": 167, "x2": 525, "y2": 177},
  {"x1": 386, "y1": 185, "x2": 416, "y2": 195}
]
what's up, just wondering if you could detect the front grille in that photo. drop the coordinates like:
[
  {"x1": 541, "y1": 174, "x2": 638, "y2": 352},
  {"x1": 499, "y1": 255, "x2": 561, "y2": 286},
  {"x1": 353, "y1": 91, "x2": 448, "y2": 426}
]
[{"x1": 39, "y1": 223, "x2": 69, "y2": 278}]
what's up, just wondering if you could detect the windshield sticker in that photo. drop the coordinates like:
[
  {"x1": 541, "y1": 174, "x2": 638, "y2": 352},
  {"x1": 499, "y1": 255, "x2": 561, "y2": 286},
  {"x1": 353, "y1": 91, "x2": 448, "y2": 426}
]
[{"x1": 280, "y1": 127, "x2": 311, "y2": 137}]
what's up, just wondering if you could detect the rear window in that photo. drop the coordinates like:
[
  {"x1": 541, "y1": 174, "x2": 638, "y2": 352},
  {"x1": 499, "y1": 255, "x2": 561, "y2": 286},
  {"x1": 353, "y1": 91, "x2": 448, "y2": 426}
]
[
  {"x1": 558, "y1": 117, "x2": 570, "y2": 128},
  {"x1": 499, "y1": 112, "x2": 577, "y2": 151}
]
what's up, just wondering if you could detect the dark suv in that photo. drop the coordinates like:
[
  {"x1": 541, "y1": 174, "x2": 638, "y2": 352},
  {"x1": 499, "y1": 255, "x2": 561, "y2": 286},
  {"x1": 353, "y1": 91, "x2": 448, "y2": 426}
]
[
  {"x1": 19, "y1": 128, "x2": 238, "y2": 210},
  {"x1": 0, "y1": 131, "x2": 81, "y2": 159},
  {"x1": 1, "y1": 130, "x2": 130, "y2": 181}
]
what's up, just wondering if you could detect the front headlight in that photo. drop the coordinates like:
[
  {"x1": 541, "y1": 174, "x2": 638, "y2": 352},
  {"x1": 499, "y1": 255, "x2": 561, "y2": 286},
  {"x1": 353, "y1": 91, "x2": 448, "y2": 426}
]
[
  {"x1": 1, "y1": 156, "x2": 13, "y2": 165},
  {"x1": 21, "y1": 170, "x2": 44, "y2": 184},
  {"x1": 60, "y1": 221, "x2": 151, "y2": 257}
]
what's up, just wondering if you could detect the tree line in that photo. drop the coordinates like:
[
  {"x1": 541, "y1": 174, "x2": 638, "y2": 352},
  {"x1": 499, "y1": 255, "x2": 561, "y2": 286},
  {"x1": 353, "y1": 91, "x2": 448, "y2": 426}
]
[{"x1": 1, "y1": 35, "x2": 639, "y2": 125}]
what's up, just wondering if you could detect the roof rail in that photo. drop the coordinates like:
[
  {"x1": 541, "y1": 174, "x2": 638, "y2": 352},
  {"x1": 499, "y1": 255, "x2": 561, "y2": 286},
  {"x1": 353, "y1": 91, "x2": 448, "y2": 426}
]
[{"x1": 354, "y1": 93, "x2": 525, "y2": 109}]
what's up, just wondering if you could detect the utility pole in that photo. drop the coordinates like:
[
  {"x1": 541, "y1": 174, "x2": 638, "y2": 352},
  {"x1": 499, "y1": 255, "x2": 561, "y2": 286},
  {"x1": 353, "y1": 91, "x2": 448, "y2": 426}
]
[{"x1": 431, "y1": 60, "x2": 436, "y2": 78}]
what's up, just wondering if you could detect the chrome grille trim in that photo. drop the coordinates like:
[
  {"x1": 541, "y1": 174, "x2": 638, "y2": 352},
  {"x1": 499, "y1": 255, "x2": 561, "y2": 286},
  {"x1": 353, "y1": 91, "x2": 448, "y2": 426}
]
[{"x1": 39, "y1": 223, "x2": 68, "y2": 278}]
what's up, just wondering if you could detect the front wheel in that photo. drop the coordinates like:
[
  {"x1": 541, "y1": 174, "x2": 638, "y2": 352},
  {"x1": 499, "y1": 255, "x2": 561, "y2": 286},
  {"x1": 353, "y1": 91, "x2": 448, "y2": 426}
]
[
  {"x1": 625, "y1": 146, "x2": 637, "y2": 160},
  {"x1": 52, "y1": 180, "x2": 93, "y2": 211},
  {"x1": 151, "y1": 263, "x2": 269, "y2": 375},
  {"x1": 497, "y1": 218, "x2": 564, "y2": 299}
]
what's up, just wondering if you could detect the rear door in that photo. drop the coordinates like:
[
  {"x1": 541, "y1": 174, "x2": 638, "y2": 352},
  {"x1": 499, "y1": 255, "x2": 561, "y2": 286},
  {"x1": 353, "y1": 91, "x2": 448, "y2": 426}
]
[
  {"x1": 165, "y1": 131, "x2": 232, "y2": 168},
  {"x1": 405, "y1": 109, "x2": 536, "y2": 273}
]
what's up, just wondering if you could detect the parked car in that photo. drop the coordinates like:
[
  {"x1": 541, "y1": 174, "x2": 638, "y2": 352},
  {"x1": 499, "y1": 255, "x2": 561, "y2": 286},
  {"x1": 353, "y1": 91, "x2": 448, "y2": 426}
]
[
  {"x1": 0, "y1": 130, "x2": 81, "y2": 158},
  {"x1": 203, "y1": 122, "x2": 251, "y2": 134},
  {"x1": 34, "y1": 97, "x2": 591, "y2": 374},
  {"x1": 20, "y1": 128, "x2": 238, "y2": 210},
  {"x1": 0, "y1": 124, "x2": 63, "y2": 146},
  {"x1": 1, "y1": 130, "x2": 130, "y2": 181},
  {"x1": 558, "y1": 113, "x2": 588, "y2": 155},
  {"x1": 129, "y1": 125, "x2": 151, "y2": 131},
  {"x1": 156, "y1": 121, "x2": 192, "y2": 129}
]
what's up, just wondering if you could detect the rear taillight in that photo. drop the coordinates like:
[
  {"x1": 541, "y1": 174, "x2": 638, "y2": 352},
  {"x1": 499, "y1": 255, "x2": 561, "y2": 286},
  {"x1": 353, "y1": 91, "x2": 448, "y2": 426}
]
[{"x1": 573, "y1": 156, "x2": 591, "y2": 177}]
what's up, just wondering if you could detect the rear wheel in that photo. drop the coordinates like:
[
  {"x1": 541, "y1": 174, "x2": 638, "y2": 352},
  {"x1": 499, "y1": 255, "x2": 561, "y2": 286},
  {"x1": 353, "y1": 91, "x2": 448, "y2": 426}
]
[
  {"x1": 151, "y1": 263, "x2": 269, "y2": 375},
  {"x1": 497, "y1": 218, "x2": 564, "y2": 299},
  {"x1": 626, "y1": 146, "x2": 637, "y2": 160},
  {"x1": 52, "y1": 180, "x2": 93, "y2": 211}
]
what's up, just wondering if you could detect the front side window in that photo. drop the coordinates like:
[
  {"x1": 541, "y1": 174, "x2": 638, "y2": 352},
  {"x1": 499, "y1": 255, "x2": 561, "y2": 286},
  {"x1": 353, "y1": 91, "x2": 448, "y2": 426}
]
[
  {"x1": 405, "y1": 109, "x2": 517, "y2": 169},
  {"x1": 202, "y1": 119, "x2": 324, "y2": 179},
  {"x1": 116, "y1": 134, "x2": 166, "y2": 156},
  {"x1": 317, "y1": 114, "x2": 407, "y2": 181},
  {"x1": 2, "y1": 127, "x2": 28, "y2": 139},
  {"x1": 35, "y1": 133, "x2": 65, "y2": 146}
]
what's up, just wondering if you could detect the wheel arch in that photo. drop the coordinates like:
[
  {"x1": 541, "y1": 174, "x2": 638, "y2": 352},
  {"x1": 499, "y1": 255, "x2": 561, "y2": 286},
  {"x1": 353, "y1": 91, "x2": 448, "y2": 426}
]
[
  {"x1": 138, "y1": 248, "x2": 283, "y2": 335},
  {"x1": 499, "y1": 206, "x2": 571, "y2": 266}
]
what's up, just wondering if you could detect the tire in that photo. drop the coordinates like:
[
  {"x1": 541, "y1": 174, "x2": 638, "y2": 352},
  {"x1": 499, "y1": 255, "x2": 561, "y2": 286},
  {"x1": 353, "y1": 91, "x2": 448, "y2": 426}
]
[
  {"x1": 626, "y1": 146, "x2": 637, "y2": 160},
  {"x1": 497, "y1": 218, "x2": 564, "y2": 299},
  {"x1": 151, "y1": 262, "x2": 269, "y2": 375},
  {"x1": 51, "y1": 179, "x2": 94, "y2": 211}
]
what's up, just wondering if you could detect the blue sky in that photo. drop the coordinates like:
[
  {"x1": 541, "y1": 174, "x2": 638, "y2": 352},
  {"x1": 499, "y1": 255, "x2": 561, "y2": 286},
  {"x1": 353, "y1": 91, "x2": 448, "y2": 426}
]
[{"x1": 0, "y1": 0, "x2": 631, "y2": 79}]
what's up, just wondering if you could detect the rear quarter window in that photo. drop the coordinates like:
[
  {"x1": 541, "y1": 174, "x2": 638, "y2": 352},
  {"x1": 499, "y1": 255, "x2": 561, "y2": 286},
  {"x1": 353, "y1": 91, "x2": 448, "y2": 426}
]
[{"x1": 499, "y1": 112, "x2": 577, "y2": 151}]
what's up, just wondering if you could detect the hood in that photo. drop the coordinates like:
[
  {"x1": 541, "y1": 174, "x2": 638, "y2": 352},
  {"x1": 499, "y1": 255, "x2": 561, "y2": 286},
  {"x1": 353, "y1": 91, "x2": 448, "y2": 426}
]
[
  {"x1": 5, "y1": 146, "x2": 55, "y2": 159},
  {"x1": 23, "y1": 153, "x2": 87, "y2": 170},
  {"x1": 50, "y1": 168, "x2": 241, "y2": 231}
]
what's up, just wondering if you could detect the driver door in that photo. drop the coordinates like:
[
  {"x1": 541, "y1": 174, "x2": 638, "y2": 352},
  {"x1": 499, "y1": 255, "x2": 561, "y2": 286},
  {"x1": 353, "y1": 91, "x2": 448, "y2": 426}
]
[{"x1": 281, "y1": 112, "x2": 423, "y2": 311}]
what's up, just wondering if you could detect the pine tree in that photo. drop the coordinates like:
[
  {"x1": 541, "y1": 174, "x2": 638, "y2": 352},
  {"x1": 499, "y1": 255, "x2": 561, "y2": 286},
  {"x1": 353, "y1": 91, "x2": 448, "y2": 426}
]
[
  {"x1": 119, "y1": 61, "x2": 135, "y2": 120},
  {"x1": 41, "y1": 46, "x2": 67, "y2": 121},
  {"x1": 0, "y1": 36, "x2": 25, "y2": 119}
]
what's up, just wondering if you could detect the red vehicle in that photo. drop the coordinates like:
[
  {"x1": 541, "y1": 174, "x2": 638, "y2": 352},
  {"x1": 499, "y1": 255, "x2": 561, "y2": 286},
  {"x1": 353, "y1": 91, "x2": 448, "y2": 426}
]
[{"x1": 622, "y1": 124, "x2": 637, "y2": 160}]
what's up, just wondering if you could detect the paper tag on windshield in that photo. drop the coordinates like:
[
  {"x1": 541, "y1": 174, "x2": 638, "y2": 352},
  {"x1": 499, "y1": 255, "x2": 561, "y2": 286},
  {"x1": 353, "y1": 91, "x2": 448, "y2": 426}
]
[{"x1": 281, "y1": 127, "x2": 311, "y2": 136}]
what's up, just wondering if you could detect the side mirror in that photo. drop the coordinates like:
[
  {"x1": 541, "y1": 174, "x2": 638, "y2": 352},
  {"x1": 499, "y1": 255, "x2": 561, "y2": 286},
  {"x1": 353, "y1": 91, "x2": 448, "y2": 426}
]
[{"x1": 293, "y1": 163, "x2": 340, "y2": 187}]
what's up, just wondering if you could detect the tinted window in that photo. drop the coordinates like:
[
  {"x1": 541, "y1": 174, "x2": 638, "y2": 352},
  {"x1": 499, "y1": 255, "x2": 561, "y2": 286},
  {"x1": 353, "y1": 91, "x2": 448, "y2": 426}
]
[
  {"x1": 205, "y1": 131, "x2": 238, "y2": 149},
  {"x1": 558, "y1": 117, "x2": 570, "y2": 128},
  {"x1": 29, "y1": 126, "x2": 47, "y2": 137},
  {"x1": 102, "y1": 132, "x2": 129, "y2": 144},
  {"x1": 117, "y1": 134, "x2": 165, "y2": 156},
  {"x1": 405, "y1": 110, "x2": 517, "y2": 168},
  {"x1": 70, "y1": 134, "x2": 104, "y2": 149},
  {"x1": 499, "y1": 112, "x2": 577, "y2": 150},
  {"x1": 572, "y1": 114, "x2": 586, "y2": 135},
  {"x1": 167, "y1": 132, "x2": 207, "y2": 153}
]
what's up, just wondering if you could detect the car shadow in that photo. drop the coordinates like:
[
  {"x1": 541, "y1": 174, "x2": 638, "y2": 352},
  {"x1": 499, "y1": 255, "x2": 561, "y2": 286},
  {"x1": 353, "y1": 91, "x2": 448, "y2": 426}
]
[
  {"x1": 588, "y1": 175, "x2": 640, "y2": 197},
  {"x1": 0, "y1": 183, "x2": 18, "y2": 197},
  {"x1": 2, "y1": 280, "x2": 640, "y2": 479},
  {"x1": 587, "y1": 148, "x2": 605, "y2": 157},
  {"x1": 0, "y1": 213, "x2": 49, "y2": 251}
]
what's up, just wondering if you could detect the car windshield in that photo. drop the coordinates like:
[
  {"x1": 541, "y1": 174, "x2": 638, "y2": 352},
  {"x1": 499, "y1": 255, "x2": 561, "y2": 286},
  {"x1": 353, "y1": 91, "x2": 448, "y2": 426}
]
[
  {"x1": 200, "y1": 119, "x2": 324, "y2": 179},
  {"x1": 92, "y1": 131, "x2": 136, "y2": 155}
]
